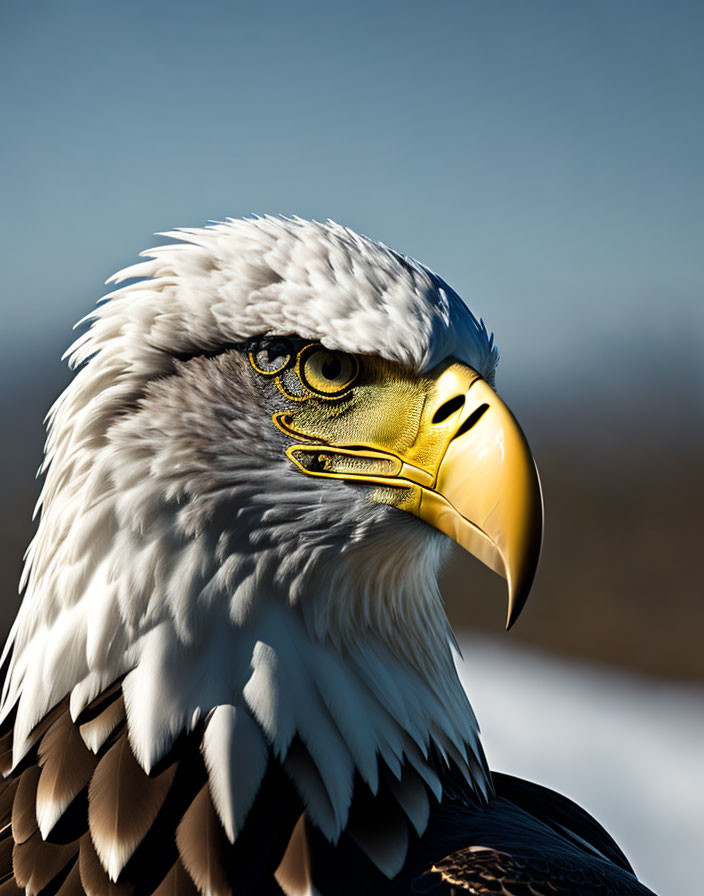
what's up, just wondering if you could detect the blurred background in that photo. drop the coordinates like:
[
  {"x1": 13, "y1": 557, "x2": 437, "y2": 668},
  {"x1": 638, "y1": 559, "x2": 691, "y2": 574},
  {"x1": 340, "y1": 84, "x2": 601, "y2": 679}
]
[{"x1": 1, "y1": 2, "x2": 702, "y2": 893}]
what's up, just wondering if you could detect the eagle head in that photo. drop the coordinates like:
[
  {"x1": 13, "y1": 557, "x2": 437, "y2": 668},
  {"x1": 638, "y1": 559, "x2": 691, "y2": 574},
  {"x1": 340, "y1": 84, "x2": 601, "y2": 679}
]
[{"x1": 1, "y1": 217, "x2": 542, "y2": 878}]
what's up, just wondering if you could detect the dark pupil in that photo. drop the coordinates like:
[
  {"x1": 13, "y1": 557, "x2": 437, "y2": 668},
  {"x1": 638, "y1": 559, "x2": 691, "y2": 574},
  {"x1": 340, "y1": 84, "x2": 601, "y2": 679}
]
[{"x1": 321, "y1": 355, "x2": 343, "y2": 381}]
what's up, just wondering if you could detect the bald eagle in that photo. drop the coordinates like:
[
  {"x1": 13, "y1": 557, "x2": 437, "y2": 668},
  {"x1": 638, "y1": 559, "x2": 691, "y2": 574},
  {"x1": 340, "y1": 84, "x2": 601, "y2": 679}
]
[{"x1": 0, "y1": 217, "x2": 655, "y2": 896}]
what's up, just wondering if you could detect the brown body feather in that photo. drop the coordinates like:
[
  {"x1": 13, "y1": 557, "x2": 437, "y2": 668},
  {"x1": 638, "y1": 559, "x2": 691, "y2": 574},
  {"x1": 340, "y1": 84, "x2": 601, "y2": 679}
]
[
  {"x1": 88, "y1": 734, "x2": 177, "y2": 880},
  {"x1": 12, "y1": 767, "x2": 41, "y2": 845},
  {"x1": 0, "y1": 687, "x2": 295, "y2": 896},
  {"x1": 37, "y1": 711, "x2": 98, "y2": 839},
  {"x1": 175, "y1": 786, "x2": 231, "y2": 896},
  {"x1": 12, "y1": 830, "x2": 77, "y2": 895},
  {"x1": 150, "y1": 861, "x2": 197, "y2": 896}
]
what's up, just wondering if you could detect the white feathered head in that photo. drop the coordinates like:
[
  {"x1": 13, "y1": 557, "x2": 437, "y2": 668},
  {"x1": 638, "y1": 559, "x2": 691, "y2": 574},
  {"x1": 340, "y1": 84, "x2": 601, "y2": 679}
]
[{"x1": 0, "y1": 217, "x2": 542, "y2": 876}]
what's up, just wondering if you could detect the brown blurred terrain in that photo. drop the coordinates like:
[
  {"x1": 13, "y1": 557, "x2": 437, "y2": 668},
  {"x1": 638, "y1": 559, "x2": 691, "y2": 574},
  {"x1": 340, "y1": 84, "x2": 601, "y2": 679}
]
[{"x1": 1, "y1": 363, "x2": 702, "y2": 681}]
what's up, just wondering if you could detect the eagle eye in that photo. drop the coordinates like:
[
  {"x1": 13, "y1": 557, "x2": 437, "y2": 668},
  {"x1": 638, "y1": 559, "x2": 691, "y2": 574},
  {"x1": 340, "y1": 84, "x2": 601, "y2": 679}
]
[{"x1": 300, "y1": 347, "x2": 359, "y2": 396}]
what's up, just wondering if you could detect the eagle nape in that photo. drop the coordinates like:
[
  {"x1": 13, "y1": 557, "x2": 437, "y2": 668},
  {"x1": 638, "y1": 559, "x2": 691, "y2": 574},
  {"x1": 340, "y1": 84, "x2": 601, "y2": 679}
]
[{"x1": 0, "y1": 216, "x2": 657, "y2": 896}]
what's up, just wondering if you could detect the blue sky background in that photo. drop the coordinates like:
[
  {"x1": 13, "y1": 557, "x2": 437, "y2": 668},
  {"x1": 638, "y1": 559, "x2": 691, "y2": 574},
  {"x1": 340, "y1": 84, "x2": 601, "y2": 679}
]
[{"x1": 1, "y1": 0, "x2": 702, "y2": 401}]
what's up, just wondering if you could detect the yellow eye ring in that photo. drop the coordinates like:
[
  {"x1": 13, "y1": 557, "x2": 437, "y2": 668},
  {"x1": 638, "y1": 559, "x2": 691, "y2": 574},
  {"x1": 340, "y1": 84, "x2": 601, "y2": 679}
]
[
  {"x1": 299, "y1": 348, "x2": 359, "y2": 396},
  {"x1": 249, "y1": 339, "x2": 294, "y2": 375}
]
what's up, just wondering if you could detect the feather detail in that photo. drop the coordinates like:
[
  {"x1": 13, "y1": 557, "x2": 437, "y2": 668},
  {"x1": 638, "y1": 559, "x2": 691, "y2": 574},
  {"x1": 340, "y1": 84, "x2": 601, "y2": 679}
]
[
  {"x1": 54, "y1": 861, "x2": 83, "y2": 896},
  {"x1": 336, "y1": 761, "x2": 422, "y2": 882},
  {"x1": 274, "y1": 815, "x2": 312, "y2": 896},
  {"x1": 79, "y1": 696, "x2": 125, "y2": 754},
  {"x1": 75, "y1": 681, "x2": 124, "y2": 727},
  {"x1": 402, "y1": 738, "x2": 442, "y2": 802},
  {"x1": 346, "y1": 807, "x2": 409, "y2": 880},
  {"x1": 242, "y1": 642, "x2": 296, "y2": 761},
  {"x1": 387, "y1": 767, "x2": 430, "y2": 837},
  {"x1": 11, "y1": 829, "x2": 77, "y2": 895},
  {"x1": 0, "y1": 734, "x2": 13, "y2": 778},
  {"x1": 201, "y1": 705, "x2": 269, "y2": 843},
  {"x1": 78, "y1": 833, "x2": 132, "y2": 896},
  {"x1": 0, "y1": 877, "x2": 23, "y2": 896},
  {"x1": 36, "y1": 708, "x2": 98, "y2": 838},
  {"x1": 11, "y1": 766, "x2": 40, "y2": 844},
  {"x1": 88, "y1": 734, "x2": 177, "y2": 882},
  {"x1": 175, "y1": 784, "x2": 231, "y2": 896},
  {"x1": 9, "y1": 699, "x2": 69, "y2": 773},
  {"x1": 283, "y1": 741, "x2": 337, "y2": 842},
  {"x1": 306, "y1": 648, "x2": 380, "y2": 794},
  {"x1": 152, "y1": 861, "x2": 198, "y2": 896},
  {"x1": 0, "y1": 781, "x2": 18, "y2": 837}
]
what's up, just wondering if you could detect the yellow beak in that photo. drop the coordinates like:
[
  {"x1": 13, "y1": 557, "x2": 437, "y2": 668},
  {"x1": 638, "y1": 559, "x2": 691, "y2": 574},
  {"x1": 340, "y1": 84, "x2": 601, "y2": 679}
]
[
  {"x1": 283, "y1": 362, "x2": 543, "y2": 628},
  {"x1": 409, "y1": 366, "x2": 543, "y2": 627}
]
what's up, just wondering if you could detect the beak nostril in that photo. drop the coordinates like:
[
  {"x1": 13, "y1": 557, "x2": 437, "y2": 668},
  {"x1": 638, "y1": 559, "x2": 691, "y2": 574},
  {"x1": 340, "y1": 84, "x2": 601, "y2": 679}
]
[
  {"x1": 432, "y1": 394, "x2": 465, "y2": 424},
  {"x1": 453, "y1": 403, "x2": 489, "y2": 440}
]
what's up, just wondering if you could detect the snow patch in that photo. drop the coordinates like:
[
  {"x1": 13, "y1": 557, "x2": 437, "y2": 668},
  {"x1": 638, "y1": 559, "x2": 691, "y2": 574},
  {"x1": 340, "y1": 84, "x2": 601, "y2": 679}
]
[{"x1": 456, "y1": 636, "x2": 704, "y2": 896}]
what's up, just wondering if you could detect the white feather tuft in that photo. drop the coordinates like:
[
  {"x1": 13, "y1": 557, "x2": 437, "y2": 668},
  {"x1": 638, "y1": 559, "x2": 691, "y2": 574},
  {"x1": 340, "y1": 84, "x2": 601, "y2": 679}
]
[{"x1": 202, "y1": 704, "x2": 269, "y2": 843}]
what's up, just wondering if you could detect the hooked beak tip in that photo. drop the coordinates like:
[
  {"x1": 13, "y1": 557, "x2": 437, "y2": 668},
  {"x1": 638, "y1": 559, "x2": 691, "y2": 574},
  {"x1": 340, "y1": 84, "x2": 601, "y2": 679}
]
[{"x1": 506, "y1": 585, "x2": 530, "y2": 631}]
